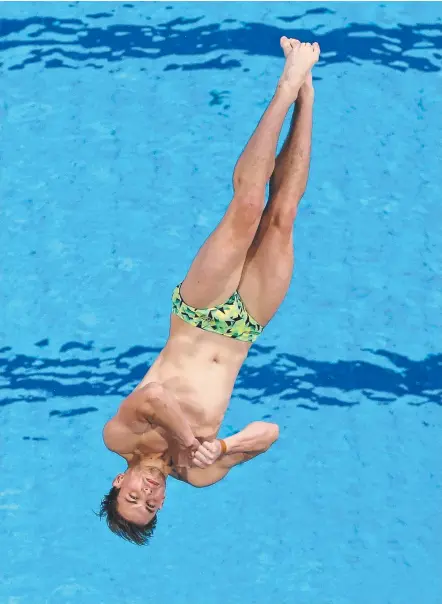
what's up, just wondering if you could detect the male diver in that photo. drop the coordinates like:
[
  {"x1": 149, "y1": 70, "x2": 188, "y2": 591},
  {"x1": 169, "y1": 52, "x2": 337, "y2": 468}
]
[{"x1": 100, "y1": 38, "x2": 320, "y2": 544}]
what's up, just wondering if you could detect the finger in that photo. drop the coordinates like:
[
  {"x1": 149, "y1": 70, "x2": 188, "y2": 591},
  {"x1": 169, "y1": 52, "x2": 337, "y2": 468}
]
[
  {"x1": 202, "y1": 441, "x2": 221, "y2": 456},
  {"x1": 197, "y1": 444, "x2": 214, "y2": 458},
  {"x1": 194, "y1": 450, "x2": 212, "y2": 465},
  {"x1": 194, "y1": 451, "x2": 211, "y2": 463}
]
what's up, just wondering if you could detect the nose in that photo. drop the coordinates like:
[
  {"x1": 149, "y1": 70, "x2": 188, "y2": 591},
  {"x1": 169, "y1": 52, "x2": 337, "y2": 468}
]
[{"x1": 143, "y1": 479, "x2": 159, "y2": 495}]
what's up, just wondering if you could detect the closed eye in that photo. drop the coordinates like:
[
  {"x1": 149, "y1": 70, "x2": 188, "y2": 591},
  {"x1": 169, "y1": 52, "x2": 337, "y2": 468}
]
[{"x1": 126, "y1": 497, "x2": 155, "y2": 513}]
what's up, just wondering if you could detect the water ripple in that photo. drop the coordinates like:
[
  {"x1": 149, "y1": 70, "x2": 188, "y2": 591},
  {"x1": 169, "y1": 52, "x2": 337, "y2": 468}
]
[
  {"x1": 0, "y1": 10, "x2": 440, "y2": 72},
  {"x1": 0, "y1": 342, "x2": 440, "y2": 414}
]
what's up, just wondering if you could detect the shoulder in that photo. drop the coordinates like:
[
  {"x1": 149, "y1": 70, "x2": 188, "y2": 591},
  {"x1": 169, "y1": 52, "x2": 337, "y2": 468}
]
[
  {"x1": 102, "y1": 418, "x2": 133, "y2": 458},
  {"x1": 102, "y1": 391, "x2": 153, "y2": 454},
  {"x1": 113, "y1": 382, "x2": 161, "y2": 429},
  {"x1": 120, "y1": 382, "x2": 161, "y2": 413},
  {"x1": 102, "y1": 417, "x2": 119, "y2": 447}
]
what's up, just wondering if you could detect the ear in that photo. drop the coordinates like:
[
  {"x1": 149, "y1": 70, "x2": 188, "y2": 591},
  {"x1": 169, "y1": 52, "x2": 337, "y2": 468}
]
[
  {"x1": 112, "y1": 473, "x2": 126, "y2": 488},
  {"x1": 158, "y1": 493, "x2": 166, "y2": 510}
]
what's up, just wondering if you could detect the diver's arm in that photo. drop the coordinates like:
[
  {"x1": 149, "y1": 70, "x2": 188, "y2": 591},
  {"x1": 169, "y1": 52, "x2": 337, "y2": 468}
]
[
  {"x1": 135, "y1": 383, "x2": 197, "y2": 448},
  {"x1": 104, "y1": 383, "x2": 198, "y2": 457},
  {"x1": 222, "y1": 421, "x2": 279, "y2": 458},
  {"x1": 185, "y1": 422, "x2": 279, "y2": 487}
]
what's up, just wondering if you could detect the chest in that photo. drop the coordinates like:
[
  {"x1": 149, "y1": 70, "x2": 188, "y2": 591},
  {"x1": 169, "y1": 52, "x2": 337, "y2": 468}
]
[{"x1": 103, "y1": 419, "x2": 170, "y2": 455}]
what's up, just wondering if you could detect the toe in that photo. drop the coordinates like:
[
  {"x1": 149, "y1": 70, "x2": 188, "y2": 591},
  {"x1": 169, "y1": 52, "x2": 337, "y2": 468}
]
[
  {"x1": 280, "y1": 36, "x2": 292, "y2": 57},
  {"x1": 290, "y1": 38, "x2": 301, "y2": 48}
]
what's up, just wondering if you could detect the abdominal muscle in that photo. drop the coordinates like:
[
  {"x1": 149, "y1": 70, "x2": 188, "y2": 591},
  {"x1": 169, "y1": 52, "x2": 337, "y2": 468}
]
[{"x1": 138, "y1": 315, "x2": 251, "y2": 440}]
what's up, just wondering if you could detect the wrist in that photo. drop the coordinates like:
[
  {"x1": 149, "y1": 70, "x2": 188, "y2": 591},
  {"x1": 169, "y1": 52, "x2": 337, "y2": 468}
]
[
  {"x1": 180, "y1": 428, "x2": 196, "y2": 448},
  {"x1": 221, "y1": 434, "x2": 240, "y2": 454},
  {"x1": 217, "y1": 438, "x2": 228, "y2": 456}
]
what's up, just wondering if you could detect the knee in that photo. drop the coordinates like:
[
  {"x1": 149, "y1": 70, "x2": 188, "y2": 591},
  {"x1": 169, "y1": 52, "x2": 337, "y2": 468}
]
[
  {"x1": 231, "y1": 187, "x2": 265, "y2": 231},
  {"x1": 269, "y1": 205, "x2": 298, "y2": 234}
]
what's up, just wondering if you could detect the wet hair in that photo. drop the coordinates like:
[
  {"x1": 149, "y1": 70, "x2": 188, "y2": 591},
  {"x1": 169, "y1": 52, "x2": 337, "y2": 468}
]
[{"x1": 98, "y1": 486, "x2": 157, "y2": 545}]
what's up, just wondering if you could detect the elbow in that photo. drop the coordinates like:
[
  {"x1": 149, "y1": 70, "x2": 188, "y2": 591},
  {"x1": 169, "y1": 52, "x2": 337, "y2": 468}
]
[
  {"x1": 261, "y1": 422, "x2": 279, "y2": 451},
  {"x1": 252, "y1": 421, "x2": 279, "y2": 449},
  {"x1": 143, "y1": 382, "x2": 164, "y2": 403},
  {"x1": 269, "y1": 423, "x2": 279, "y2": 446}
]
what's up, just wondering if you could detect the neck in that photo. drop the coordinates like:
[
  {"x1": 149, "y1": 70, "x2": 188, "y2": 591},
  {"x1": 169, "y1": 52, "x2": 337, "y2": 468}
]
[{"x1": 128, "y1": 453, "x2": 172, "y2": 478}]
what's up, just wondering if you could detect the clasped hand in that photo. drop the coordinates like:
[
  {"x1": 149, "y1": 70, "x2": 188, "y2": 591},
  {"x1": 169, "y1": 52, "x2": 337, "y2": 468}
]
[{"x1": 178, "y1": 437, "x2": 223, "y2": 469}]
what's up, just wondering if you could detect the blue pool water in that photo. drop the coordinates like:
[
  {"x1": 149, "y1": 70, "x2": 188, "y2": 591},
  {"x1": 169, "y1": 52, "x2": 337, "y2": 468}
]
[{"x1": 1, "y1": 2, "x2": 441, "y2": 603}]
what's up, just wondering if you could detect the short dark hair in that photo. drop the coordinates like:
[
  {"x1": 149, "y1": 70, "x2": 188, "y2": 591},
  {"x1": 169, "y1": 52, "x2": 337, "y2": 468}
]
[{"x1": 98, "y1": 486, "x2": 157, "y2": 545}]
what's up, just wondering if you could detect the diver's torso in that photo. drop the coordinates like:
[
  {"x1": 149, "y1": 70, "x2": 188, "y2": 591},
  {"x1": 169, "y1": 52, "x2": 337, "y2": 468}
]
[
  {"x1": 138, "y1": 314, "x2": 251, "y2": 437},
  {"x1": 104, "y1": 315, "x2": 250, "y2": 458}
]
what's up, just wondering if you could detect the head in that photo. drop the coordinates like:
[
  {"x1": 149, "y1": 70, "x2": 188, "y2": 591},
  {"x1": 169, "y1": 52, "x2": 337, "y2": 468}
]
[{"x1": 99, "y1": 465, "x2": 166, "y2": 545}]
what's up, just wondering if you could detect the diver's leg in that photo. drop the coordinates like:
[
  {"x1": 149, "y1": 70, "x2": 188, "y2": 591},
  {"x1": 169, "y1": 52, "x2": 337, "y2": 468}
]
[
  {"x1": 180, "y1": 38, "x2": 318, "y2": 308},
  {"x1": 238, "y1": 68, "x2": 317, "y2": 325}
]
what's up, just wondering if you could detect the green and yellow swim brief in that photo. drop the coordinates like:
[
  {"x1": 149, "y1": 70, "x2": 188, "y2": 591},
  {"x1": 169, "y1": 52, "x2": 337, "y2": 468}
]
[{"x1": 171, "y1": 284, "x2": 263, "y2": 343}]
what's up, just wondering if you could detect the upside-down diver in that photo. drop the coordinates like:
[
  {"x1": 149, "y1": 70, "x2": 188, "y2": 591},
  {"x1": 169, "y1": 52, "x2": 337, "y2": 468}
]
[{"x1": 100, "y1": 37, "x2": 320, "y2": 544}]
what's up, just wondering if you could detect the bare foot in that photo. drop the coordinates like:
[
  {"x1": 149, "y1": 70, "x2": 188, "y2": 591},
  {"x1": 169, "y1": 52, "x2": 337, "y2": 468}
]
[{"x1": 277, "y1": 37, "x2": 320, "y2": 102}]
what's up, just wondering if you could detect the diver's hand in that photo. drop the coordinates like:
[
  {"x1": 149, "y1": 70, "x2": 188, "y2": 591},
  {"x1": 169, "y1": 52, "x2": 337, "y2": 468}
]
[
  {"x1": 175, "y1": 436, "x2": 200, "y2": 469},
  {"x1": 191, "y1": 440, "x2": 223, "y2": 469},
  {"x1": 180, "y1": 434, "x2": 200, "y2": 453}
]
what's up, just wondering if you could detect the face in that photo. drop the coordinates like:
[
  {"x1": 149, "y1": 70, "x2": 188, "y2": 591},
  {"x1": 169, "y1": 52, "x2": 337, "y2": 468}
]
[{"x1": 113, "y1": 466, "x2": 166, "y2": 525}]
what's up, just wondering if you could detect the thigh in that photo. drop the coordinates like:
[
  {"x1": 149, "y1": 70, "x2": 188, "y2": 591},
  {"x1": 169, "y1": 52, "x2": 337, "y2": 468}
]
[
  {"x1": 237, "y1": 210, "x2": 295, "y2": 326},
  {"x1": 180, "y1": 192, "x2": 264, "y2": 308}
]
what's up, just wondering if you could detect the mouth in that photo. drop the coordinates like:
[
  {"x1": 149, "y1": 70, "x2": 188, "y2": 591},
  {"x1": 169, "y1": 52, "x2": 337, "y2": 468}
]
[
  {"x1": 145, "y1": 477, "x2": 160, "y2": 487},
  {"x1": 140, "y1": 465, "x2": 166, "y2": 486}
]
